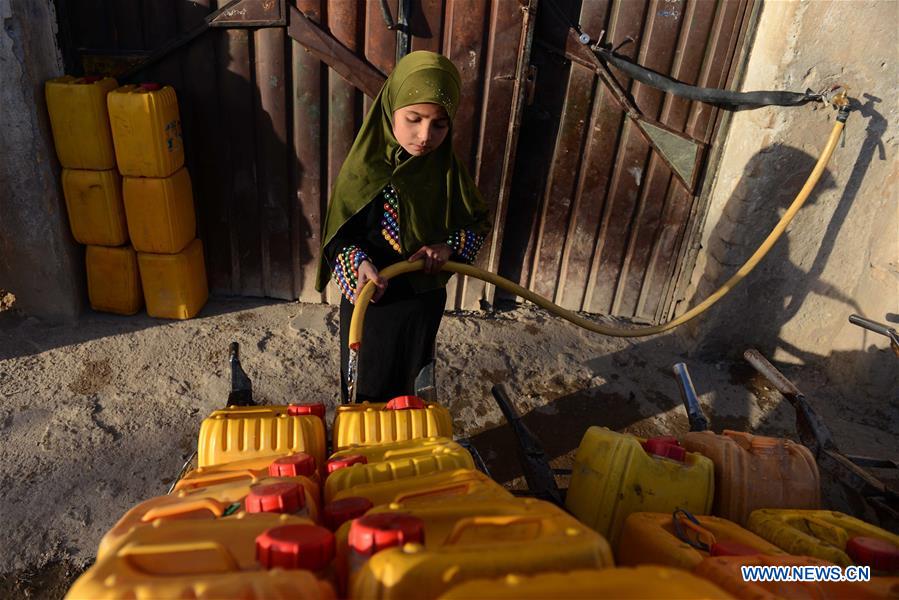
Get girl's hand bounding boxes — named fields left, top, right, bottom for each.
left=409, top=244, right=452, bottom=274
left=357, top=260, right=387, bottom=303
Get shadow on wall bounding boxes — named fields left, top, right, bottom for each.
left=685, top=96, right=892, bottom=388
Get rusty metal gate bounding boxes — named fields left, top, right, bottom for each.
left=55, top=0, right=754, bottom=320
left=506, top=0, right=756, bottom=322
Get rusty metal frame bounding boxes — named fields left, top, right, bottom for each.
left=287, top=5, right=386, bottom=99
left=535, top=31, right=705, bottom=192
left=115, top=0, right=387, bottom=98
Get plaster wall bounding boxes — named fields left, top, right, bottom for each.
left=0, top=0, right=83, bottom=322
left=682, top=0, right=898, bottom=398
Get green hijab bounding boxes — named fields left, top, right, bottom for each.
left=315, top=51, right=490, bottom=293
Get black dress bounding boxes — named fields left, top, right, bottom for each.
left=324, top=191, right=447, bottom=403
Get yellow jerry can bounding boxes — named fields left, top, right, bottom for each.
left=747, top=509, right=899, bottom=571
left=175, top=452, right=321, bottom=495
left=565, top=427, right=714, bottom=547
left=67, top=514, right=334, bottom=600
left=107, top=83, right=184, bottom=177
left=324, top=438, right=475, bottom=503
left=123, top=166, right=196, bottom=253
left=137, top=237, right=208, bottom=319
left=345, top=497, right=614, bottom=600
left=438, top=567, right=733, bottom=599
left=85, top=245, right=143, bottom=315
left=330, top=467, right=512, bottom=507
left=98, top=473, right=322, bottom=559
left=45, top=75, right=118, bottom=169
left=197, top=405, right=327, bottom=473
left=331, top=396, right=453, bottom=451
left=62, top=168, right=128, bottom=246
left=617, top=511, right=786, bottom=570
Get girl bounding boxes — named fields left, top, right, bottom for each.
left=316, top=51, right=491, bottom=403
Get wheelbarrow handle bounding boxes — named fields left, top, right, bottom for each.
left=849, top=314, right=897, bottom=339
left=743, top=349, right=802, bottom=398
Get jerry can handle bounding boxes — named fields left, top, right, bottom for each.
left=119, top=540, right=239, bottom=574
left=141, top=498, right=227, bottom=522
left=173, top=469, right=261, bottom=491
left=394, top=483, right=471, bottom=504
left=444, top=515, right=544, bottom=545
left=790, top=514, right=850, bottom=548
left=673, top=508, right=716, bottom=551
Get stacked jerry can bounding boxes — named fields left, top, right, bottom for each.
left=68, top=389, right=899, bottom=598
left=46, top=76, right=142, bottom=315
left=45, top=76, right=207, bottom=319
left=108, top=83, right=207, bottom=319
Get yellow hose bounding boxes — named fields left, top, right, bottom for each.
left=349, top=115, right=846, bottom=347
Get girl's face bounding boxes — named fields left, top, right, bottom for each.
left=392, top=103, right=450, bottom=157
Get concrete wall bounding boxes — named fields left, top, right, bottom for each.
left=0, top=0, right=84, bottom=322
left=682, top=0, right=898, bottom=398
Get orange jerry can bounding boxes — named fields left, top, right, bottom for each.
left=682, top=430, right=820, bottom=525
left=67, top=514, right=336, bottom=599
left=617, top=511, right=787, bottom=570
left=694, top=554, right=899, bottom=599
left=98, top=474, right=322, bottom=558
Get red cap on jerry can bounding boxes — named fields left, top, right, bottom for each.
left=642, top=436, right=686, bottom=462
left=268, top=453, right=316, bottom=478
left=139, top=82, right=161, bottom=91
left=327, top=454, right=367, bottom=474
left=245, top=482, right=306, bottom=514
left=288, top=402, right=326, bottom=419
left=348, top=513, right=425, bottom=556
left=846, top=536, right=899, bottom=572
left=256, top=524, right=335, bottom=570
left=385, top=395, right=426, bottom=410
left=323, top=497, right=374, bottom=531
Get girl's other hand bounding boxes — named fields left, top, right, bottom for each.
left=357, top=260, right=387, bottom=302
left=408, top=244, right=452, bottom=274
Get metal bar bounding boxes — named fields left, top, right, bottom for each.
left=287, top=5, right=386, bottom=99
left=844, top=455, right=899, bottom=470
left=743, top=348, right=835, bottom=454
left=742, top=349, right=803, bottom=398
left=849, top=314, right=899, bottom=340
left=227, top=342, right=254, bottom=406
left=672, top=362, right=709, bottom=432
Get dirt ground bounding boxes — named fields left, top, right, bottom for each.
left=1, top=296, right=896, bottom=598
